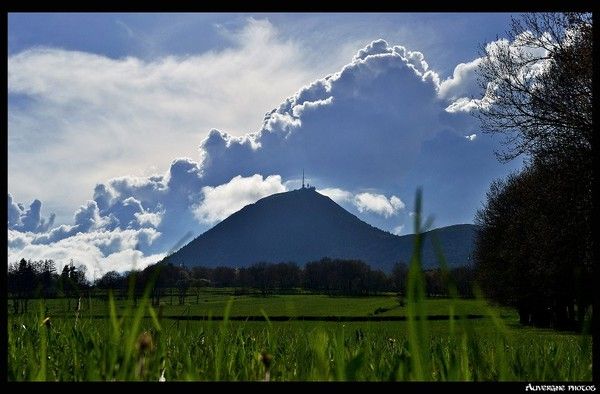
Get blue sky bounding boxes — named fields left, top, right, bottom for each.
left=9, top=13, right=514, bottom=74
left=8, top=13, right=525, bottom=277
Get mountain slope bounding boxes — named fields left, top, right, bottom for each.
left=165, top=188, right=476, bottom=271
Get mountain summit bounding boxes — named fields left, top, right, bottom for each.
left=165, top=188, right=476, bottom=271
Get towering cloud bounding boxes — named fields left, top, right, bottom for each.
left=197, top=39, right=459, bottom=192
left=8, top=194, right=55, bottom=233
left=195, top=174, right=287, bottom=224
left=8, top=34, right=522, bottom=278
left=7, top=18, right=316, bottom=214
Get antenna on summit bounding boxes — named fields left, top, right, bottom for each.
left=302, top=169, right=305, bottom=189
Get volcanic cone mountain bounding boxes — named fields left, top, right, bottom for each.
left=165, top=187, right=476, bottom=271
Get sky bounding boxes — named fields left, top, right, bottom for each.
left=8, top=12, right=527, bottom=278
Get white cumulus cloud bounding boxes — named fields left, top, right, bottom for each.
left=438, top=58, right=482, bottom=100
left=8, top=18, right=317, bottom=220
left=7, top=194, right=55, bottom=233
left=392, top=224, right=405, bottom=235
left=353, top=193, right=405, bottom=218
left=195, top=174, right=287, bottom=224
left=8, top=228, right=163, bottom=279
left=196, top=38, right=453, bottom=191
left=317, top=188, right=354, bottom=204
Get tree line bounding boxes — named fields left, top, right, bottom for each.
left=8, top=257, right=476, bottom=311
left=7, top=258, right=90, bottom=313
left=473, top=13, right=592, bottom=331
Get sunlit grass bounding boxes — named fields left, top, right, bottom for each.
left=7, top=190, right=592, bottom=381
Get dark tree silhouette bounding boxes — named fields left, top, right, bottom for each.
left=474, top=13, right=592, bottom=330
left=211, top=266, right=236, bottom=287
left=475, top=163, right=591, bottom=329
left=477, top=12, right=592, bottom=163
left=11, top=259, right=35, bottom=313
left=20, top=257, right=477, bottom=308
left=303, top=258, right=387, bottom=296
left=39, top=260, right=57, bottom=298
left=392, top=262, right=408, bottom=295
left=176, top=270, right=191, bottom=305
left=58, top=261, right=90, bottom=311
left=95, top=270, right=125, bottom=290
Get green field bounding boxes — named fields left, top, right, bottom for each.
left=31, top=290, right=515, bottom=318
left=7, top=290, right=592, bottom=381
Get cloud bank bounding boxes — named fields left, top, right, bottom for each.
left=197, top=39, right=454, bottom=191
left=319, top=188, right=405, bottom=218
left=195, top=174, right=287, bottom=224
left=8, top=194, right=55, bottom=233
left=8, top=30, right=523, bottom=278
left=8, top=18, right=316, bottom=216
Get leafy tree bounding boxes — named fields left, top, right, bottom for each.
left=391, top=262, right=408, bottom=295
left=424, top=269, right=446, bottom=298
left=474, top=12, right=592, bottom=330
left=40, top=259, right=57, bottom=298
left=176, top=270, right=191, bottom=305
left=303, top=258, right=387, bottom=296
left=9, top=259, right=36, bottom=313
left=451, top=266, right=475, bottom=298
left=475, top=163, right=591, bottom=329
left=211, top=266, right=236, bottom=287
left=190, top=278, right=210, bottom=304
left=95, top=270, right=125, bottom=290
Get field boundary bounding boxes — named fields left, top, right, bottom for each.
left=133, top=314, right=487, bottom=322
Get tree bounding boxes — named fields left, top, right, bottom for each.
left=176, top=270, right=191, bottom=305
left=391, top=262, right=408, bottom=306
left=391, top=262, right=408, bottom=295
left=477, top=12, right=592, bottom=163
left=95, top=270, right=124, bottom=290
left=247, top=262, right=275, bottom=296
left=424, top=269, right=446, bottom=298
left=9, top=259, right=36, bottom=313
left=40, top=259, right=57, bottom=298
left=451, top=266, right=475, bottom=298
left=211, top=266, right=236, bottom=287
left=71, top=264, right=90, bottom=293
left=271, top=262, right=301, bottom=291
left=145, top=263, right=180, bottom=306
left=474, top=12, right=592, bottom=331
left=475, top=164, right=591, bottom=329
left=58, top=261, right=90, bottom=310
left=60, top=264, right=71, bottom=299
left=190, top=278, right=210, bottom=304
left=303, top=258, right=384, bottom=296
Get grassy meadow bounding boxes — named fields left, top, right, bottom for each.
left=7, top=290, right=592, bottom=381
left=7, top=205, right=593, bottom=382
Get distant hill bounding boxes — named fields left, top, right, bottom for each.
left=164, top=188, right=476, bottom=271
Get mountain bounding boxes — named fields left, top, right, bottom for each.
left=164, top=188, right=477, bottom=271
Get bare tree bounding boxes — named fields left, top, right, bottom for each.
left=476, top=12, right=592, bottom=163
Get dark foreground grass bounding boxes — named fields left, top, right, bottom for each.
left=8, top=306, right=591, bottom=381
